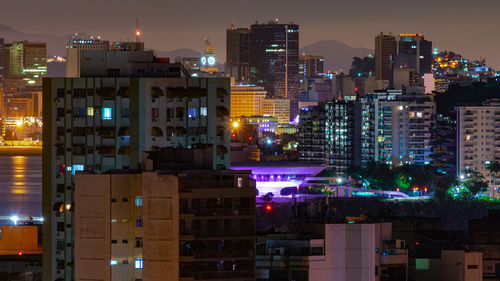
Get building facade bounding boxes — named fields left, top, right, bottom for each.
left=230, top=85, right=267, bottom=119
left=226, top=25, right=250, bottom=83
left=261, top=98, right=290, bottom=125
left=375, top=32, right=396, bottom=85
left=74, top=170, right=256, bottom=281
left=249, top=21, right=299, bottom=120
left=456, top=99, right=500, bottom=198
left=396, top=34, right=432, bottom=75
left=42, top=77, right=231, bottom=281
left=299, top=55, right=324, bottom=80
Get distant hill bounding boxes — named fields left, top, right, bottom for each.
left=300, top=40, right=372, bottom=72
left=155, top=48, right=201, bottom=59
left=0, top=24, right=81, bottom=57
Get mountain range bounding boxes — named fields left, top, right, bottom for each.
left=0, top=24, right=372, bottom=75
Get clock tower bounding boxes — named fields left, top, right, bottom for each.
left=200, top=37, right=219, bottom=74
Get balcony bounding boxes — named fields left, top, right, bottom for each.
left=181, top=208, right=253, bottom=217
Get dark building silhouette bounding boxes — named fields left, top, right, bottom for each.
left=249, top=21, right=299, bottom=120
left=395, top=34, right=432, bottom=74
left=226, top=24, right=250, bottom=83
left=375, top=32, right=396, bottom=85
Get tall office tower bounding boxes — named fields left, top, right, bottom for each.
left=396, top=34, right=432, bottom=74
left=66, top=36, right=110, bottom=77
left=43, top=75, right=231, bottom=281
left=226, top=24, right=250, bottom=83
left=375, top=32, right=396, bottom=85
left=230, top=84, right=267, bottom=118
left=74, top=153, right=256, bottom=281
left=299, top=55, right=324, bottom=80
left=298, top=106, right=326, bottom=163
left=249, top=21, right=299, bottom=120
left=4, top=41, right=47, bottom=87
left=456, top=99, right=500, bottom=199
left=324, top=100, right=362, bottom=175
left=261, top=97, right=290, bottom=124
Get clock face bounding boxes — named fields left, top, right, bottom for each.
left=201, top=57, right=207, bottom=66
left=207, top=56, right=216, bottom=66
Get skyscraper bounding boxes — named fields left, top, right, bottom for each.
left=226, top=24, right=250, bottom=83
left=375, top=32, right=396, bottom=85
left=395, top=34, right=432, bottom=74
left=299, top=55, right=324, bottom=80
left=249, top=21, right=299, bottom=120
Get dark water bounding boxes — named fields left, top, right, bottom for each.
left=0, top=155, right=42, bottom=224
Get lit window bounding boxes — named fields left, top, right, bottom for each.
left=111, top=260, right=118, bottom=266
left=135, top=258, right=143, bottom=269
left=135, top=196, right=143, bottom=207
left=238, top=178, right=243, bottom=188
left=87, top=107, right=94, bottom=116
left=72, top=164, right=84, bottom=175
left=102, top=108, right=113, bottom=120
left=188, top=108, right=197, bottom=118
left=111, top=219, right=118, bottom=223
left=136, top=218, right=143, bottom=227
left=416, top=112, right=423, bottom=118
left=200, top=107, right=207, bottom=116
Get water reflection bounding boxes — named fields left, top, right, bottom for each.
left=0, top=155, right=42, bottom=224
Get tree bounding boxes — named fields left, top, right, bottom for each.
left=463, top=176, right=488, bottom=196
left=349, top=56, right=375, bottom=77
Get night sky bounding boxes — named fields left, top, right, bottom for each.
left=2, top=0, right=500, bottom=68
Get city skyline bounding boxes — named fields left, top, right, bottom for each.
left=0, top=0, right=499, bottom=69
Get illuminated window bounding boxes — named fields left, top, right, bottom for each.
left=416, top=112, right=423, bottom=118
left=409, top=112, right=415, bottom=118
left=135, top=196, right=143, bottom=207
left=102, top=108, right=113, bottom=120
left=200, top=107, right=207, bottom=116
left=87, top=107, right=94, bottom=116
left=111, top=260, right=118, bottom=266
left=188, top=108, right=197, bottom=118
left=72, top=164, right=84, bottom=175
left=135, top=258, right=143, bottom=269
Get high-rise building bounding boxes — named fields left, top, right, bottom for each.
left=42, top=75, right=231, bottom=281
left=66, top=36, right=110, bottom=77
left=230, top=84, right=267, bottom=118
left=324, top=100, right=362, bottom=175
left=249, top=21, right=299, bottom=120
left=300, top=88, right=435, bottom=171
left=74, top=161, right=256, bottom=281
left=366, top=88, right=435, bottom=166
left=3, top=41, right=47, bottom=87
left=299, top=55, right=324, bottom=80
left=298, top=106, right=326, bottom=163
left=456, top=99, right=500, bottom=199
left=261, top=97, right=290, bottom=124
left=226, top=24, right=250, bottom=83
left=396, top=34, right=432, bottom=74
left=375, top=32, right=396, bottom=85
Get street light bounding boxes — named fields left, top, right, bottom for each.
left=232, top=121, right=239, bottom=128
left=460, top=174, right=465, bottom=180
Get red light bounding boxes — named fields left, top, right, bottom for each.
left=248, top=136, right=253, bottom=141
left=265, top=204, right=272, bottom=212
left=231, top=133, right=236, bottom=138
left=396, top=187, right=400, bottom=192
left=17, top=251, right=22, bottom=256
left=355, top=87, right=358, bottom=92
left=415, top=242, right=419, bottom=246
left=424, top=187, right=428, bottom=192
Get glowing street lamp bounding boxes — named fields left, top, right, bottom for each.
left=232, top=121, right=239, bottom=128
left=460, top=174, right=465, bottom=180
left=10, top=215, right=19, bottom=225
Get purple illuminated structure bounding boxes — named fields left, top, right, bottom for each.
left=231, top=164, right=325, bottom=197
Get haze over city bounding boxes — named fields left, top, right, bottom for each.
left=1, top=0, right=499, bottom=68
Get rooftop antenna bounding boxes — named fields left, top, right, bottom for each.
left=135, top=17, right=141, bottom=43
